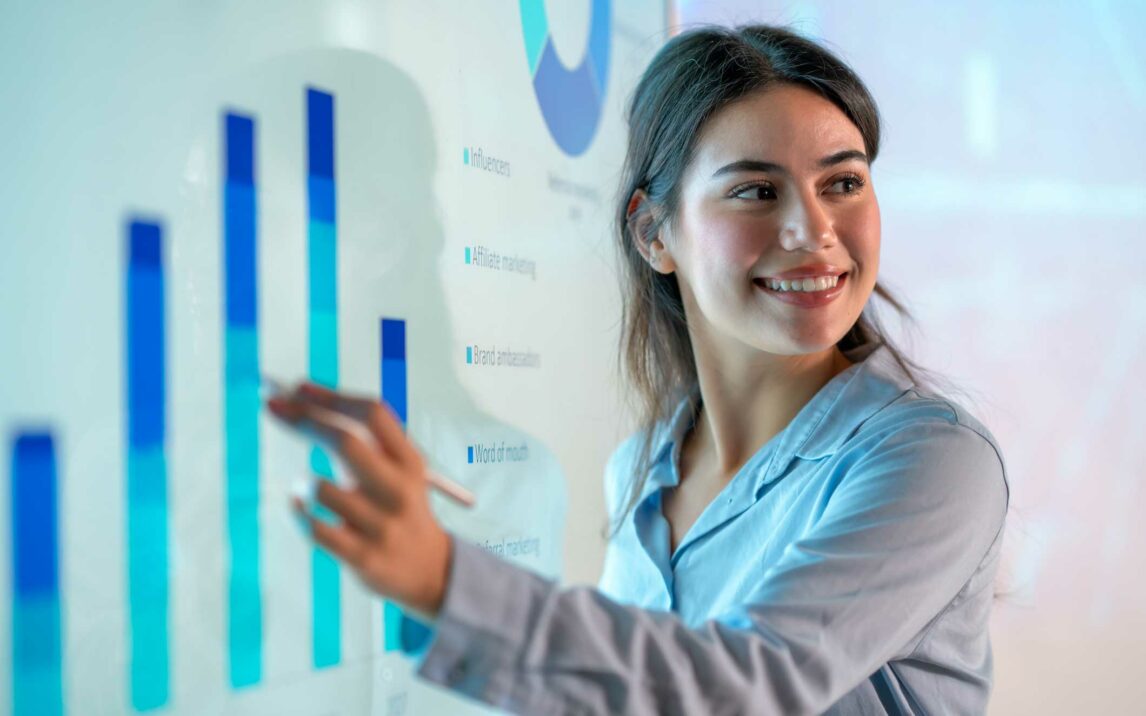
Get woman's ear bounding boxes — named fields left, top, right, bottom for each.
left=626, top=189, right=676, bottom=274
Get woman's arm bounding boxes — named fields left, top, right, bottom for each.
left=269, top=384, right=1008, bottom=716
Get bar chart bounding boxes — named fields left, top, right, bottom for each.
left=6, top=84, right=426, bottom=714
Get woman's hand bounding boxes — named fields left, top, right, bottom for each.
left=266, top=382, right=452, bottom=620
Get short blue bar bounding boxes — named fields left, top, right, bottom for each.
left=381, top=318, right=407, bottom=426
left=126, top=219, right=170, bottom=711
left=377, top=317, right=429, bottom=655
left=11, top=431, right=63, bottom=716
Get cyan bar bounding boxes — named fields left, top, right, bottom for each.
left=307, top=86, right=341, bottom=669
left=126, top=219, right=169, bottom=711
left=307, top=220, right=337, bottom=317
left=11, top=431, right=63, bottom=716
left=382, top=601, right=403, bottom=652
left=223, top=110, right=262, bottom=689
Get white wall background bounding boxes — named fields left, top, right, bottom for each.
left=0, top=2, right=666, bottom=714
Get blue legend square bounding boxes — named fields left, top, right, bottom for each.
left=467, top=446, right=474, bottom=464
left=465, top=247, right=471, bottom=264
left=466, top=346, right=472, bottom=364
left=463, top=147, right=469, bottom=165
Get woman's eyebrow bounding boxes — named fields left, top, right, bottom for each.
left=710, top=149, right=869, bottom=179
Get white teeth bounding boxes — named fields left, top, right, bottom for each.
left=765, top=275, right=840, bottom=292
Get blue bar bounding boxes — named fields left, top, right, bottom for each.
left=128, top=222, right=165, bottom=447
left=468, top=446, right=474, bottom=464
left=400, top=615, right=434, bottom=656
left=11, top=431, right=63, bottom=716
left=126, top=219, right=170, bottom=711
left=307, top=87, right=341, bottom=669
left=223, top=111, right=262, bottom=689
left=380, top=317, right=406, bottom=360
left=379, top=318, right=405, bottom=650
left=307, top=88, right=334, bottom=180
left=225, top=113, right=255, bottom=184
left=308, top=176, right=335, bottom=225
left=224, top=183, right=257, bottom=327
left=380, top=318, right=407, bottom=426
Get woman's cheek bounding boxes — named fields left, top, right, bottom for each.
left=700, top=219, right=764, bottom=270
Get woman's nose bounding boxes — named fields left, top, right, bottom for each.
left=777, top=190, right=835, bottom=251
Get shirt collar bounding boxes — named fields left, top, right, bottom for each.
left=645, top=341, right=913, bottom=495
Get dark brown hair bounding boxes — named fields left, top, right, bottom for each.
left=608, top=23, right=975, bottom=537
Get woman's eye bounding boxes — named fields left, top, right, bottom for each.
left=732, top=184, right=775, bottom=200
left=829, top=175, right=866, bottom=194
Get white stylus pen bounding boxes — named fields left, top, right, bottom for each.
left=263, top=377, right=476, bottom=509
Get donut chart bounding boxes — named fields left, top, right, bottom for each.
left=519, top=0, right=611, bottom=156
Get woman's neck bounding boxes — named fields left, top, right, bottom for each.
left=687, top=340, right=852, bottom=479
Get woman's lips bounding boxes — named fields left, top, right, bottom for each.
left=755, top=272, right=848, bottom=308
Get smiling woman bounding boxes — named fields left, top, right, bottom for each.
left=270, top=22, right=1009, bottom=716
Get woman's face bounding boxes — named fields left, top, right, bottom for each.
left=659, top=83, right=880, bottom=358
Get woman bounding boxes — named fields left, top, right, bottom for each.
left=268, top=24, right=1009, bottom=715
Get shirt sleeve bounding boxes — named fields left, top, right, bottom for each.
left=413, top=418, right=1009, bottom=716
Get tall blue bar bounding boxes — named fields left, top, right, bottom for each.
left=306, top=87, right=341, bottom=669
left=126, top=219, right=169, bottom=710
left=378, top=319, right=433, bottom=656
left=10, top=431, right=64, bottom=716
left=223, top=111, right=262, bottom=688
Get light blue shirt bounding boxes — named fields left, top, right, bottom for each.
left=415, top=341, right=1010, bottom=715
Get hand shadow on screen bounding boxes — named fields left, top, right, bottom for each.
left=216, top=49, right=570, bottom=582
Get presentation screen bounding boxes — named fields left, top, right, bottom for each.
left=0, top=2, right=667, bottom=714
